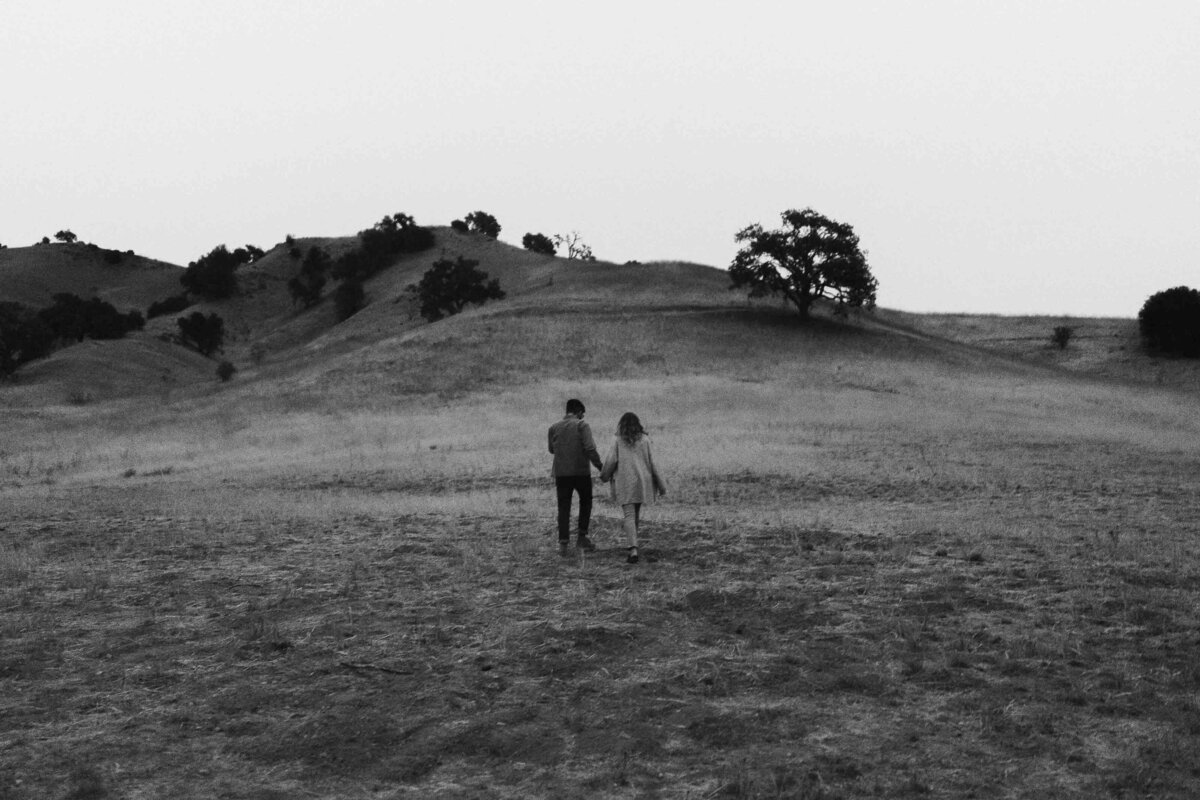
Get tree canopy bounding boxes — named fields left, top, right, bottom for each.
left=463, top=211, right=501, bottom=239
left=181, top=244, right=261, bottom=299
left=408, top=256, right=505, bottom=322
left=522, top=232, right=557, bottom=256
left=177, top=312, right=225, bottom=356
left=1139, top=286, right=1200, bottom=357
left=729, top=208, right=877, bottom=319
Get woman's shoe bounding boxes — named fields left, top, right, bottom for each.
left=626, top=546, right=639, bottom=564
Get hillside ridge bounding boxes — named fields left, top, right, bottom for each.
left=2, top=228, right=1193, bottom=405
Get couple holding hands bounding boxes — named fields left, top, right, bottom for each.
left=548, top=399, right=667, bottom=564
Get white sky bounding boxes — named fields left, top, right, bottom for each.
left=3, top=0, right=1198, bottom=316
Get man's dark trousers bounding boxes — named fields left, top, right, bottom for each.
left=556, top=476, right=593, bottom=541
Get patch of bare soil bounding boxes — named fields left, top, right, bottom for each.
left=4, top=454, right=1200, bottom=798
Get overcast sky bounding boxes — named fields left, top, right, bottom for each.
left=4, top=1, right=1197, bottom=316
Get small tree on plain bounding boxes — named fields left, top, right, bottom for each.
left=522, top=232, right=557, bottom=256
left=408, top=256, right=505, bottom=321
left=1139, top=286, right=1200, bottom=357
left=729, top=207, right=878, bottom=320
left=1052, top=326, right=1073, bottom=350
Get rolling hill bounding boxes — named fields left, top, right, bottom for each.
left=1, top=224, right=1192, bottom=408
left=5, top=224, right=1200, bottom=799
left=0, top=241, right=183, bottom=310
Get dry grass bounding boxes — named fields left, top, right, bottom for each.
left=4, top=335, right=1200, bottom=798
left=0, top=242, right=181, bottom=310
left=4, top=240, right=1200, bottom=797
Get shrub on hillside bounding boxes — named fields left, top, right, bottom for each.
left=522, top=232, right=556, bottom=256
left=334, top=278, right=365, bottom=321
left=1052, top=326, right=1073, bottom=350
left=0, top=302, right=55, bottom=376
left=216, top=360, right=237, bottom=382
left=288, top=246, right=332, bottom=308
left=463, top=211, right=501, bottom=239
left=182, top=245, right=253, bottom=299
left=147, top=294, right=192, bottom=319
left=407, top=255, right=505, bottom=322
left=450, top=219, right=470, bottom=233
left=177, top=311, right=224, bottom=356
left=54, top=230, right=78, bottom=244
left=331, top=213, right=436, bottom=283
left=38, top=294, right=144, bottom=342
left=181, top=243, right=262, bottom=299
left=1139, top=286, right=1200, bottom=358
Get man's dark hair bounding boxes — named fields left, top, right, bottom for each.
left=566, top=399, right=585, bottom=415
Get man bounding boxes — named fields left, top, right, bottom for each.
left=548, top=398, right=603, bottom=554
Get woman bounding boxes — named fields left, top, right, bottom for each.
left=599, top=412, right=667, bottom=564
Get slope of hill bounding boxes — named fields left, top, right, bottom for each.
left=3, top=224, right=1196, bottom=406
left=0, top=333, right=217, bottom=409
left=0, top=242, right=184, bottom=311
left=881, top=309, right=1200, bottom=391
left=6, top=227, right=1200, bottom=799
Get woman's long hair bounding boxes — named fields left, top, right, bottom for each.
left=617, top=412, right=646, bottom=447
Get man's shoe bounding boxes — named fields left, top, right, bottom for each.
left=576, top=535, right=596, bottom=552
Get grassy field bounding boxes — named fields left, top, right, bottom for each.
left=4, top=244, right=1200, bottom=798
left=5, top=319, right=1200, bottom=799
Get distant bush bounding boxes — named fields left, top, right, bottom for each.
left=54, top=230, right=78, bottom=244
left=407, top=255, right=505, bottom=322
left=177, top=311, right=225, bottom=356
left=83, top=243, right=123, bottom=264
left=38, top=293, right=144, bottom=342
left=450, top=219, right=470, bottom=233
left=554, top=231, right=596, bottom=261
left=287, top=245, right=332, bottom=308
left=331, top=213, right=436, bottom=283
left=334, top=278, right=365, bottom=321
left=1051, top=326, right=1073, bottom=350
left=147, top=294, right=191, bottom=319
left=1139, top=286, right=1200, bottom=357
left=0, top=294, right=144, bottom=375
left=522, top=232, right=556, bottom=256
left=216, top=360, right=237, bottom=382
left=180, top=244, right=262, bottom=300
left=0, top=302, right=54, bottom=376
left=463, top=211, right=501, bottom=239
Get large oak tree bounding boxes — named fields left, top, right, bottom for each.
left=729, top=208, right=878, bottom=319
